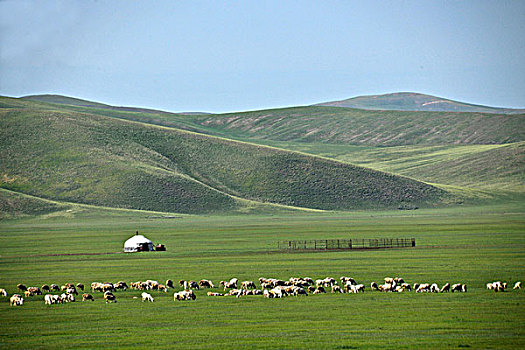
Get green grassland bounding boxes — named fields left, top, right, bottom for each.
left=0, top=206, right=524, bottom=349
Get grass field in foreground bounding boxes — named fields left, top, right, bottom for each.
left=0, top=205, right=524, bottom=349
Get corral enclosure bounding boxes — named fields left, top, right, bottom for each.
left=0, top=204, right=524, bottom=349
left=278, top=237, right=415, bottom=250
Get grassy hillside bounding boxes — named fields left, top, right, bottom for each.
left=247, top=141, right=525, bottom=194
left=0, top=103, right=447, bottom=214
left=11, top=95, right=525, bottom=147
left=317, top=92, right=525, bottom=114
left=192, top=106, right=524, bottom=146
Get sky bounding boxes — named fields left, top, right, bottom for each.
left=1, top=0, right=524, bottom=113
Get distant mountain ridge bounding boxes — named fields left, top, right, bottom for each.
left=316, top=92, right=525, bottom=114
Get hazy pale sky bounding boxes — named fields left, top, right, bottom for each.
left=1, top=0, right=524, bottom=112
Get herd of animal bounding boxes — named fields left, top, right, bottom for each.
left=2, top=277, right=521, bottom=306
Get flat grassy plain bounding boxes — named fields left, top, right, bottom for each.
left=0, top=204, right=524, bottom=349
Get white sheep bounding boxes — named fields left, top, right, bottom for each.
left=141, top=292, right=154, bottom=302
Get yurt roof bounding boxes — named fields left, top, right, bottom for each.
left=124, top=235, right=152, bottom=246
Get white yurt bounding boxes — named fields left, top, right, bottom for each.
left=123, top=233, right=153, bottom=253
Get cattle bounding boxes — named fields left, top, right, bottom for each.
left=199, top=279, right=214, bottom=288
left=82, top=293, right=94, bottom=301
left=10, top=294, right=23, bottom=306
left=141, top=292, right=154, bottom=302
left=440, top=283, right=450, bottom=293
left=104, top=291, right=117, bottom=303
left=514, top=281, right=521, bottom=290
left=174, top=290, right=196, bottom=301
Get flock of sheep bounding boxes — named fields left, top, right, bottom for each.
left=2, top=276, right=522, bottom=306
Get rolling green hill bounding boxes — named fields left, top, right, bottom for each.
left=191, top=106, right=524, bottom=146
left=0, top=99, right=448, bottom=215
left=316, top=92, right=525, bottom=114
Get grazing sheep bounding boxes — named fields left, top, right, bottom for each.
left=207, top=292, right=224, bottom=297
left=384, top=277, right=394, bottom=284
left=115, top=281, right=128, bottom=291
left=416, top=284, right=430, bottom=293
left=401, top=283, right=412, bottom=291
left=379, top=283, right=393, bottom=292
left=430, top=283, right=440, bottom=293
left=241, top=281, right=256, bottom=289
left=313, top=286, right=326, bottom=294
left=82, top=293, right=94, bottom=301
left=10, top=294, right=24, bottom=306
left=370, top=282, right=379, bottom=291
left=61, top=293, right=75, bottom=302
left=76, top=283, right=85, bottom=291
left=440, top=283, right=450, bottom=293
left=44, top=294, right=54, bottom=305
left=16, top=284, right=27, bottom=292
left=199, top=279, right=214, bottom=288
left=141, top=292, right=154, bottom=302
left=394, top=277, right=405, bottom=284
left=0, top=288, right=7, bottom=297
left=451, top=283, right=466, bottom=293
left=104, top=291, right=117, bottom=303
left=41, top=284, right=50, bottom=292
left=174, top=290, right=196, bottom=301
left=166, top=279, right=175, bottom=289
left=331, top=285, right=343, bottom=293
left=66, top=287, right=78, bottom=295
left=348, top=284, right=365, bottom=293
left=340, top=277, right=356, bottom=285
left=514, top=281, right=521, bottom=290
left=157, top=284, right=168, bottom=292
left=50, top=284, right=60, bottom=291
left=219, top=279, right=238, bottom=290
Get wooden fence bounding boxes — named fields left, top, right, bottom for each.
left=278, top=238, right=415, bottom=251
